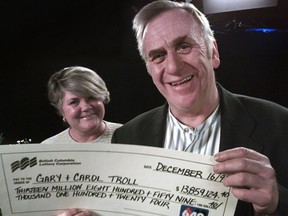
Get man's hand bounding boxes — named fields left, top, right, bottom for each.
left=213, top=147, right=278, bottom=215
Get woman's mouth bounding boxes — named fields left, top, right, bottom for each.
left=80, top=113, right=96, bottom=120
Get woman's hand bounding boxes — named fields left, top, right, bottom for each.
left=57, top=208, right=93, bottom=216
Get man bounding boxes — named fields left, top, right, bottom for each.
left=112, top=0, right=288, bottom=215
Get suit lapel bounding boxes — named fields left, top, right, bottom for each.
left=218, top=85, right=263, bottom=153
left=135, top=104, right=168, bottom=148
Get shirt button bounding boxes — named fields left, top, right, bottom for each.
left=184, top=128, right=189, bottom=133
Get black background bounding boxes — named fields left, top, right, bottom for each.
left=1, top=0, right=288, bottom=143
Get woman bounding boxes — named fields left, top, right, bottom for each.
left=41, top=66, right=122, bottom=144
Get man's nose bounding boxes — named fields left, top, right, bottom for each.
left=165, top=52, right=183, bottom=74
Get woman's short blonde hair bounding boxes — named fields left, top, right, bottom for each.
left=47, top=66, right=110, bottom=115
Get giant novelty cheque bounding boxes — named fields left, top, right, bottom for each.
left=0, top=143, right=237, bottom=216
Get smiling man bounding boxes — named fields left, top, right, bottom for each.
left=112, top=1, right=288, bottom=215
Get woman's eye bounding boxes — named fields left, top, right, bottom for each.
left=87, top=97, right=97, bottom=102
left=69, top=100, right=78, bottom=106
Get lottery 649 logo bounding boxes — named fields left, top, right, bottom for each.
left=180, top=205, right=209, bottom=216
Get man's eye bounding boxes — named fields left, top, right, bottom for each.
left=151, top=53, right=165, bottom=63
left=178, top=44, right=192, bottom=53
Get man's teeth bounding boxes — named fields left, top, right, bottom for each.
left=171, top=76, right=192, bottom=86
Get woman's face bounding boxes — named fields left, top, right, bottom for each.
left=61, top=91, right=105, bottom=136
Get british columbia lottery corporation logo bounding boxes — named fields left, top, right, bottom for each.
left=11, top=157, right=37, bottom=172
left=11, top=157, right=81, bottom=172
left=180, top=205, right=209, bottom=216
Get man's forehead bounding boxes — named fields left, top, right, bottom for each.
left=142, top=9, right=202, bottom=51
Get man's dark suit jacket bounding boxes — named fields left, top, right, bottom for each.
left=112, top=84, right=288, bottom=215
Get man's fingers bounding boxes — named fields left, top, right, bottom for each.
left=214, top=147, right=268, bottom=163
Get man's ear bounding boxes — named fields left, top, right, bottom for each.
left=212, top=41, right=220, bottom=69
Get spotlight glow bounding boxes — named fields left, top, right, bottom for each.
left=203, top=0, right=278, bottom=14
